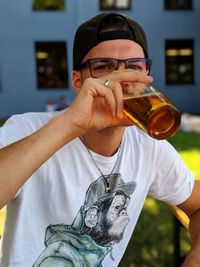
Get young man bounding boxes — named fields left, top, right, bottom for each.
left=0, top=13, right=200, bottom=267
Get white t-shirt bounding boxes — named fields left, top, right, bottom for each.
left=0, top=112, right=194, bottom=267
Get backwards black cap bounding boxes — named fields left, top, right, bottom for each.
left=73, top=13, right=149, bottom=70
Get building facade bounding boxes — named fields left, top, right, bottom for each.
left=0, top=0, right=199, bottom=118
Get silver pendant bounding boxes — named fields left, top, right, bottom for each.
left=104, top=175, right=111, bottom=193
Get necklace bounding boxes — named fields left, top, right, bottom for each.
left=80, top=136, right=122, bottom=193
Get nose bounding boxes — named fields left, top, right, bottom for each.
left=117, top=61, right=126, bottom=70
left=122, top=81, right=132, bottom=96
left=120, top=209, right=128, bottom=216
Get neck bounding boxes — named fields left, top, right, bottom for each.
left=81, top=127, right=125, bottom=157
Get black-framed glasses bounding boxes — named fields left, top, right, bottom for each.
left=78, top=57, right=152, bottom=78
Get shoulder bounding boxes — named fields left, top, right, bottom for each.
left=4, top=111, right=59, bottom=130
left=125, top=125, right=165, bottom=149
left=124, top=126, right=178, bottom=160
left=0, top=111, right=60, bottom=147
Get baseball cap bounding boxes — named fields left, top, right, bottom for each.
left=73, top=13, right=149, bottom=70
left=83, top=173, right=136, bottom=210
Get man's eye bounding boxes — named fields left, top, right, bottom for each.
left=127, top=64, right=143, bottom=70
left=93, top=64, right=114, bottom=71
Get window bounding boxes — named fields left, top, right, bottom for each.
left=165, top=40, right=194, bottom=85
left=35, top=41, right=68, bottom=89
left=165, top=0, right=192, bottom=10
left=100, top=0, right=131, bottom=10
left=33, top=0, right=65, bottom=11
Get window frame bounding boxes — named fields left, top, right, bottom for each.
left=165, top=39, right=194, bottom=85
left=164, top=0, right=193, bottom=10
left=32, top=0, right=65, bottom=11
left=99, top=0, right=131, bottom=10
left=35, top=41, right=68, bottom=89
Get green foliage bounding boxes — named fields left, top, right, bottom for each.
left=169, top=131, right=200, bottom=152
left=0, top=120, right=6, bottom=127
left=33, top=0, right=65, bottom=11
left=169, top=131, right=200, bottom=179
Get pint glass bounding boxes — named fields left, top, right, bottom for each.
left=123, top=84, right=181, bottom=140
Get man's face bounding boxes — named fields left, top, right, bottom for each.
left=71, top=39, right=147, bottom=127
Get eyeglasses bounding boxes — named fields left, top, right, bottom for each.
left=78, top=57, right=152, bottom=78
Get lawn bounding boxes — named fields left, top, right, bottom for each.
left=0, top=121, right=200, bottom=266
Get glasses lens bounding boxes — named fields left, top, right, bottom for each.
left=90, top=58, right=117, bottom=78
left=126, top=58, right=150, bottom=72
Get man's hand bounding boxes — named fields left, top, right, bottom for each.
left=66, top=69, right=153, bottom=134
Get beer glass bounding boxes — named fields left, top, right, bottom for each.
left=123, top=84, right=181, bottom=140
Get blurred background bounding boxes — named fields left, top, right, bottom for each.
left=0, top=0, right=200, bottom=266
left=0, top=0, right=200, bottom=118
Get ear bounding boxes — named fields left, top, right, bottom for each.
left=71, top=70, right=82, bottom=93
left=84, top=206, right=98, bottom=228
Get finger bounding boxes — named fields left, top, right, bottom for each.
left=109, top=69, right=153, bottom=84
left=106, top=80, right=124, bottom=118
left=93, top=83, right=117, bottom=117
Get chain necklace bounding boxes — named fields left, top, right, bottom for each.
left=79, top=136, right=122, bottom=193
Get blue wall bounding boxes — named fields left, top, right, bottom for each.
left=0, top=0, right=200, bottom=118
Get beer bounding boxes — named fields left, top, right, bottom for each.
left=123, top=93, right=181, bottom=140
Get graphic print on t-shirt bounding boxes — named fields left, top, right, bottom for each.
left=33, top=173, right=136, bottom=267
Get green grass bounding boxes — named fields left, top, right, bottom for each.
left=0, top=123, right=199, bottom=266
left=169, top=132, right=200, bottom=179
